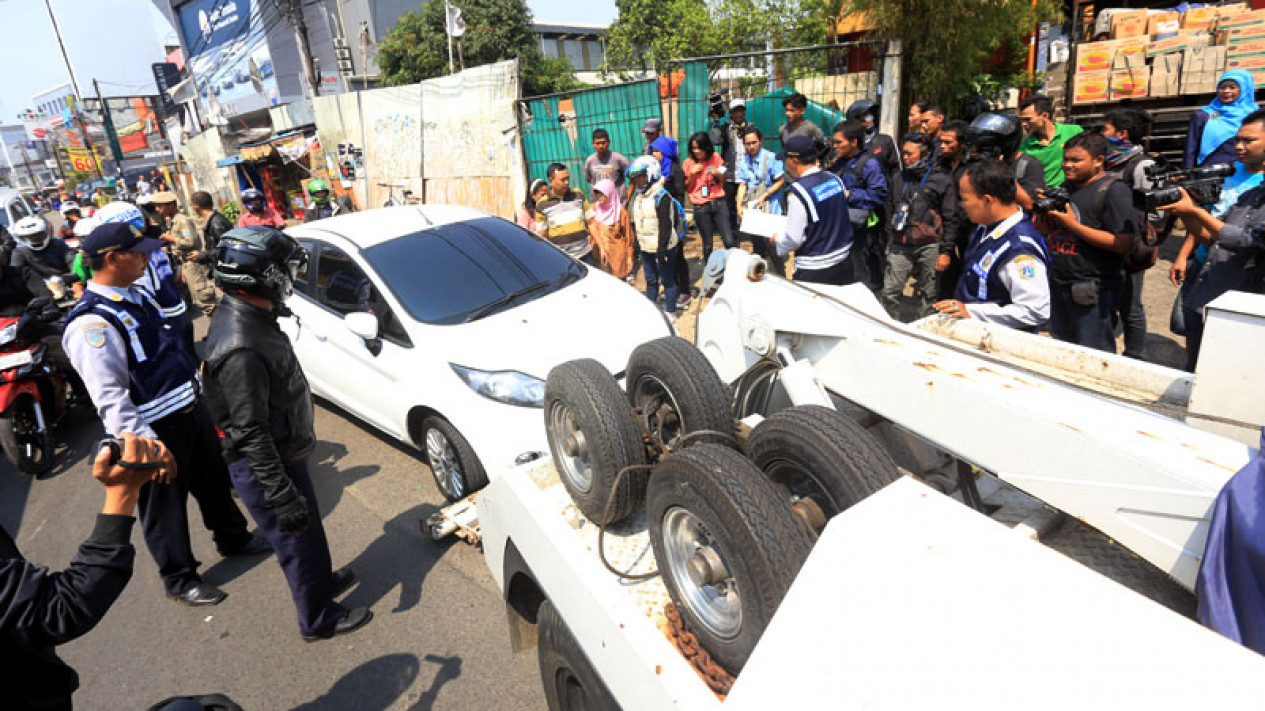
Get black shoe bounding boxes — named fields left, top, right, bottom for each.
left=219, top=535, right=271, bottom=557
left=302, top=607, right=373, bottom=642
left=330, top=567, right=356, bottom=597
left=169, top=582, right=228, bottom=607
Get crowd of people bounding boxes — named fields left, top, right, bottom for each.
left=516, top=71, right=1264, bottom=369
left=0, top=180, right=372, bottom=707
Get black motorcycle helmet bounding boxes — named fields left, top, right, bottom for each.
left=846, top=98, right=878, bottom=123
left=213, top=226, right=308, bottom=305
left=966, top=113, right=1023, bottom=159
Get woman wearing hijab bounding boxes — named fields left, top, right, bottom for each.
left=1185, top=70, right=1259, bottom=169
left=517, top=179, right=548, bottom=232
left=587, top=179, right=634, bottom=279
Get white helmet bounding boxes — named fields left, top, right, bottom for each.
left=73, top=215, right=100, bottom=239
left=12, top=216, right=51, bottom=251
left=627, top=156, right=663, bottom=184
left=60, top=201, right=81, bottom=216
left=96, top=201, right=146, bottom=231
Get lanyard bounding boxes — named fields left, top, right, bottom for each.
left=902, top=163, right=933, bottom=202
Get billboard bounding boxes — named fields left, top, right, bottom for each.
left=177, top=0, right=280, bottom=117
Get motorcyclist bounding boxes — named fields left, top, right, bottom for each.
left=237, top=188, right=285, bottom=228
left=58, top=202, right=83, bottom=244
left=9, top=216, right=77, bottom=292
left=0, top=259, right=79, bottom=390
left=965, top=113, right=1046, bottom=212
left=302, top=178, right=353, bottom=223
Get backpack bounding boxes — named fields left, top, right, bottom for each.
left=1099, top=162, right=1161, bottom=273
left=654, top=190, right=688, bottom=239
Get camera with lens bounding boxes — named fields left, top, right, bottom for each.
left=1033, top=187, right=1071, bottom=214
left=707, top=90, right=731, bottom=119
left=1142, top=162, right=1234, bottom=211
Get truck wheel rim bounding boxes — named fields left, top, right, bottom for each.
left=425, top=428, right=463, bottom=499
left=766, top=459, right=841, bottom=520
left=662, top=506, right=742, bottom=639
left=547, top=400, right=592, bottom=493
left=631, top=374, right=684, bottom=449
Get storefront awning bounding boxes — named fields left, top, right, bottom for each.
left=216, top=156, right=244, bottom=167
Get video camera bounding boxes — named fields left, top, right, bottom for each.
left=1142, top=162, right=1235, bottom=211
left=1032, top=187, right=1072, bottom=214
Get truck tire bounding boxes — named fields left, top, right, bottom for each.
left=538, top=599, right=624, bottom=711
left=746, top=405, right=900, bottom=531
left=647, top=443, right=814, bottom=675
left=545, top=359, right=647, bottom=524
left=420, top=415, right=488, bottom=502
left=625, top=336, right=733, bottom=451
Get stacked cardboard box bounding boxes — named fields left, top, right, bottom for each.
left=1182, top=45, right=1229, bottom=94
left=1150, top=52, right=1183, bottom=97
left=1070, top=4, right=1258, bottom=105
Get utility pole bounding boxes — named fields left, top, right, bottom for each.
left=445, top=0, right=455, bottom=74
left=287, top=0, right=321, bottom=97
left=0, top=136, right=15, bottom=188
left=42, top=0, right=82, bottom=101
left=17, top=144, right=40, bottom=189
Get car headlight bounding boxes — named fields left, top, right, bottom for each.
left=0, top=323, right=18, bottom=348
left=450, top=364, right=545, bottom=408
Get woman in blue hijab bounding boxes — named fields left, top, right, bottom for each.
left=1184, top=69, right=1259, bottom=168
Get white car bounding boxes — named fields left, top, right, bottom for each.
left=281, top=205, right=672, bottom=500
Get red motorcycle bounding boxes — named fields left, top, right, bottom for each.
left=0, top=315, right=68, bottom=475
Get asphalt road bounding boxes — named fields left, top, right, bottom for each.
left=0, top=313, right=546, bottom=710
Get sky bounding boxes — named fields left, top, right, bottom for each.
left=0, top=0, right=617, bottom=125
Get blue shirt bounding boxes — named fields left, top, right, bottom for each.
left=736, top=149, right=784, bottom=215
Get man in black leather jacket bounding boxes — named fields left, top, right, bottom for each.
left=201, top=226, right=372, bottom=642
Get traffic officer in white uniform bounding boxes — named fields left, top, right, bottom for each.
left=934, top=158, right=1051, bottom=330
left=63, top=221, right=269, bottom=607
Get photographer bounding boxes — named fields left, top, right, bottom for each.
left=2, top=434, right=172, bottom=709
left=1160, top=109, right=1265, bottom=370
left=1036, top=133, right=1139, bottom=353
left=882, top=133, right=959, bottom=319
left=1102, top=107, right=1158, bottom=360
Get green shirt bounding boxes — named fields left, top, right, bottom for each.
left=1019, top=122, right=1083, bottom=189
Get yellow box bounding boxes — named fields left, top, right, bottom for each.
left=1227, top=54, right=1265, bottom=71
left=1113, top=11, right=1150, bottom=38
left=1228, top=39, right=1265, bottom=58
left=1146, top=31, right=1211, bottom=57
left=1217, top=24, right=1265, bottom=44
left=1113, top=37, right=1148, bottom=69
left=1076, top=40, right=1118, bottom=72
left=1073, top=71, right=1112, bottom=104
left=1217, top=8, right=1265, bottom=30
left=1110, top=69, right=1150, bottom=99
left=1183, top=6, right=1218, bottom=30
left=1148, top=10, right=1180, bottom=35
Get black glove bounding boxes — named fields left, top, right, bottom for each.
left=272, top=488, right=311, bottom=534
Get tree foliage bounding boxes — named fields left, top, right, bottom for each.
left=843, top=0, right=1060, bottom=108
left=605, top=0, right=827, bottom=72
left=377, top=0, right=582, bottom=96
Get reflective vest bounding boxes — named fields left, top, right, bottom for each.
left=955, top=212, right=1050, bottom=306
left=68, top=288, right=200, bottom=424
left=787, top=170, right=853, bottom=270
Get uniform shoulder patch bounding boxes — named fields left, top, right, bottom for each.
left=1013, top=255, right=1038, bottom=279
left=83, top=323, right=107, bottom=348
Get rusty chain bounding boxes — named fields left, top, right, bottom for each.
left=665, top=602, right=735, bottom=697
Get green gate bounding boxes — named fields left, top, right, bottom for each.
left=519, top=79, right=662, bottom=194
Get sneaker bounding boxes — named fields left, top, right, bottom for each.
left=676, top=293, right=693, bottom=309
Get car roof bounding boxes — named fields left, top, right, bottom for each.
left=285, top=204, right=494, bottom=249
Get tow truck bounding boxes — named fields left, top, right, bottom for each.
left=448, top=250, right=1265, bottom=709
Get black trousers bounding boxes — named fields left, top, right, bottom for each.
left=228, top=458, right=344, bottom=636
left=144, top=401, right=252, bottom=596
left=795, top=258, right=856, bottom=286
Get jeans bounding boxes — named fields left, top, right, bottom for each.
left=643, top=245, right=682, bottom=315
left=1050, top=282, right=1121, bottom=353
left=1119, top=270, right=1147, bottom=360
left=693, top=199, right=735, bottom=263
left=882, top=242, right=939, bottom=320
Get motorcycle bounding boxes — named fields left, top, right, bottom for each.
left=0, top=310, right=71, bottom=475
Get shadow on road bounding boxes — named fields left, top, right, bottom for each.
left=308, top=439, right=381, bottom=520
left=289, top=653, right=421, bottom=711
left=340, top=503, right=447, bottom=614
left=0, top=405, right=101, bottom=532
left=408, top=653, right=464, bottom=711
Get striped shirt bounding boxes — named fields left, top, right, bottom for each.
left=535, top=189, right=593, bottom=259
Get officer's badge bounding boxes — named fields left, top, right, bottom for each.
left=84, top=325, right=107, bottom=349
left=1014, top=255, right=1038, bottom=279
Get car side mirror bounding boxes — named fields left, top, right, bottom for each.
left=344, top=311, right=382, bottom=355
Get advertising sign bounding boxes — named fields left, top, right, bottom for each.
left=177, top=0, right=279, bottom=117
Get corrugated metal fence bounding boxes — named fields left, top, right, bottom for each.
left=518, top=79, right=662, bottom=194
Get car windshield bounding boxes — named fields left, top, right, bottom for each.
left=363, top=217, right=585, bottom=325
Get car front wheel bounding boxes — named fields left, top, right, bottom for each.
left=421, top=416, right=488, bottom=502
